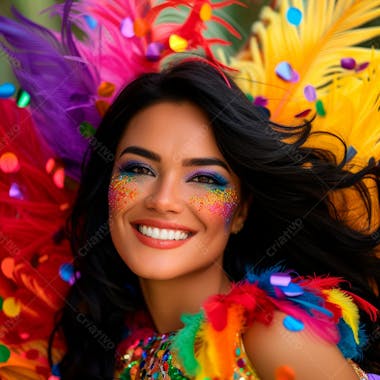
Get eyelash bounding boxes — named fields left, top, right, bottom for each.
left=118, top=163, right=228, bottom=186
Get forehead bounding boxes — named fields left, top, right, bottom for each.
left=115, top=101, right=223, bottom=161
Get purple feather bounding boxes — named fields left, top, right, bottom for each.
left=0, top=3, right=101, bottom=181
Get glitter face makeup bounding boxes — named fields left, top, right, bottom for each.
left=108, top=172, right=138, bottom=214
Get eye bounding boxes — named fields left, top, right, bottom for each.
left=189, top=172, right=228, bottom=187
left=119, top=162, right=155, bottom=177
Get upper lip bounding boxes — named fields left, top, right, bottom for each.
left=131, top=219, right=195, bottom=233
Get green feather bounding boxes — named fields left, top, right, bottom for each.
left=171, top=311, right=205, bottom=375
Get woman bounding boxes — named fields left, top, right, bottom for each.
left=50, top=59, right=380, bottom=379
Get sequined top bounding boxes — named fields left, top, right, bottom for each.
left=115, top=330, right=259, bottom=380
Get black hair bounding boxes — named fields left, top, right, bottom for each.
left=49, top=59, right=380, bottom=379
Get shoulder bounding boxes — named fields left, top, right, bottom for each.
left=243, top=310, right=359, bottom=380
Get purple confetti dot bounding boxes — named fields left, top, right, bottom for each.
left=341, top=57, right=356, bottom=70
left=304, top=85, right=317, bottom=101
left=253, top=96, right=268, bottom=107
left=356, top=62, right=369, bottom=72
left=146, top=42, right=164, bottom=61
left=9, top=183, right=23, bottom=199
left=270, top=273, right=291, bottom=287
left=121, top=17, right=135, bottom=38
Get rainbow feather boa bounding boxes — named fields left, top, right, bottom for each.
left=171, top=266, right=378, bottom=379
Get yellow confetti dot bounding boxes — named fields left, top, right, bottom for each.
left=200, top=3, right=212, bottom=21
left=0, top=152, right=20, bottom=173
left=169, top=34, right=188, bottom=52
left=3, top=297, right=21, bottom=317
left=97, top=81, right=116, bottom=98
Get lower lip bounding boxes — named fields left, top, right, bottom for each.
left=132, top=228, right=191, bottom=249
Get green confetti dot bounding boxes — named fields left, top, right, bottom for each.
left=315, top=99, right=326, bottom=116
left=79, top=122, right=96, bottom=138
left=0, top=344, right=11, bottom=363
left=16, top=90, right=31, bottom=108
left=245, top=93, right=254, bottom=102
left=0, top=296, right=3, bottom=310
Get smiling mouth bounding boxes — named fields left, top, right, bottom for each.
left=137, top=225, right=191, bottom=240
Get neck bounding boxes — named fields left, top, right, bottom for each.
left=139, top=266, right=231, bottom=334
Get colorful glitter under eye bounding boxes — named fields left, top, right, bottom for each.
left=108, top=173, right=138, bottom=213
left=189, top=187, right=239, bottom=224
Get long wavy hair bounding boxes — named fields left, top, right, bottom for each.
left=49, top=60, right=380, bottom=379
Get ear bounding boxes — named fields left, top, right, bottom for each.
left=231, top=195, right=252, bottom=234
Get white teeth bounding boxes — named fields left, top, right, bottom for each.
left=138, top=225, right=189, bottom=240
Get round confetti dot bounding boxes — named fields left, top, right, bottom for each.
left=286, top=7, right=302, bottom=26
left=3, top=297, right=21, bottom=317
left=120, top=17, right=134, bottom=38
left=133, top=18, right=149, bottom=37
left=59, top=263, right=74, bottom=283
left=304, top=85, right=316, bottom=101
left=341, top=57, right=356, bottom=70
left=84, top=15, right=97, bottom=30
left=45, top=158, right=55, bottom=173
left=1, top=257, right=15, bottom=279
left=79, top=122, right=96, bottom=138
left=146, top=42, right=163, bottom=62
left=169, top=34, right=188, bottom=52
left=270, top=273, right=291, bottom=287
left=282, top=282, right=304, bottom=297
left=275, top=365, right=295, bottom=380
left=283, top=315, right=304, bottom=331
left=9, top=182, right=23, bottom=199
left=0, top=344, right=11, bottom=363
left=16, top=89, right=31, bottom=108
left=315, top=99, right=326, bottom=116
left=0, top=83, right=16, bottom=99
left=200, top=3, right=212, bottom=21
left=95, top=99, right=110, bottom=116
left=275, top=62, right=293, bottom=81
left=97, top=81, right=116, bottom=98
left=0, top=152, right=20, bottom=173
left=53, top=168, right=65, bottom=189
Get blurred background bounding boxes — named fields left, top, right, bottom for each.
left=0, top=0, right=269, bottom=87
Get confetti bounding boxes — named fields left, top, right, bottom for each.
left=0, top=83, right=16, bottom=98
left=146, top=42, right=164, bottom=61
left=59, top=263, right=74, bottom=283
left=282, top=282, right=304, bottom=297
left=200, top=3, right=212, bottom=21
left=9, top=182, right=23, bottom=199
left=1, top=257, right=15, bottom=279
left=121, top=17, right=135, bottom=38
left=133, top=18, right=149, bottom=37
left=98, top=82, right=116, bottom=98
left=315, top=99, right=326, bottom=116
left=84, top=15, right=97, bottom=30
left=16, top=89, right=31, bottom=108
left=53, top=168, right=65, bottom=189
left=275, top=62, right=298, bottom=82
left=3, top=297, right=21, bottom=317
left=283, top=315, right=304, bottom=331
left=0, top=152, right=20, bottom=173
left=0, top=344, right=11, bottom=363
left=270, top=273, right=291, bottom=287
left=79, top=122, right=96, bottom=138
left=169, top=34, right=188, bottom=52
left=341, top=57, right=356, bottom=70
left=286, top=7, right=302, bottom=26
left=304, top=85, right=316, bottom=102
left=275, top=365, right=296, bottom=380
left=345, top=146, right=357, bottom=163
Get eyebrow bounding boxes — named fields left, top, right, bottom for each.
left=119, top=146, right=230, bottom=172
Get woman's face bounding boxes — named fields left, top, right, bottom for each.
left=109, top=101, right=248, bottom=280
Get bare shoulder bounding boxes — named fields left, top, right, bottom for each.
left=242, top=311, right=359, bottom=380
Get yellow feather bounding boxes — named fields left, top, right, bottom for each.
left=230, top=0, right=380, bottom=124
left=323, top=289, right=360, bottom=344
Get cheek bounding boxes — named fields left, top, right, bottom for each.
left=189, top=187, right=239, bottom=227
left=108, top=174, right=139, bottom=215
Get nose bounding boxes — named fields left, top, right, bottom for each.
left=144, top=174, right=183, bottom=214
